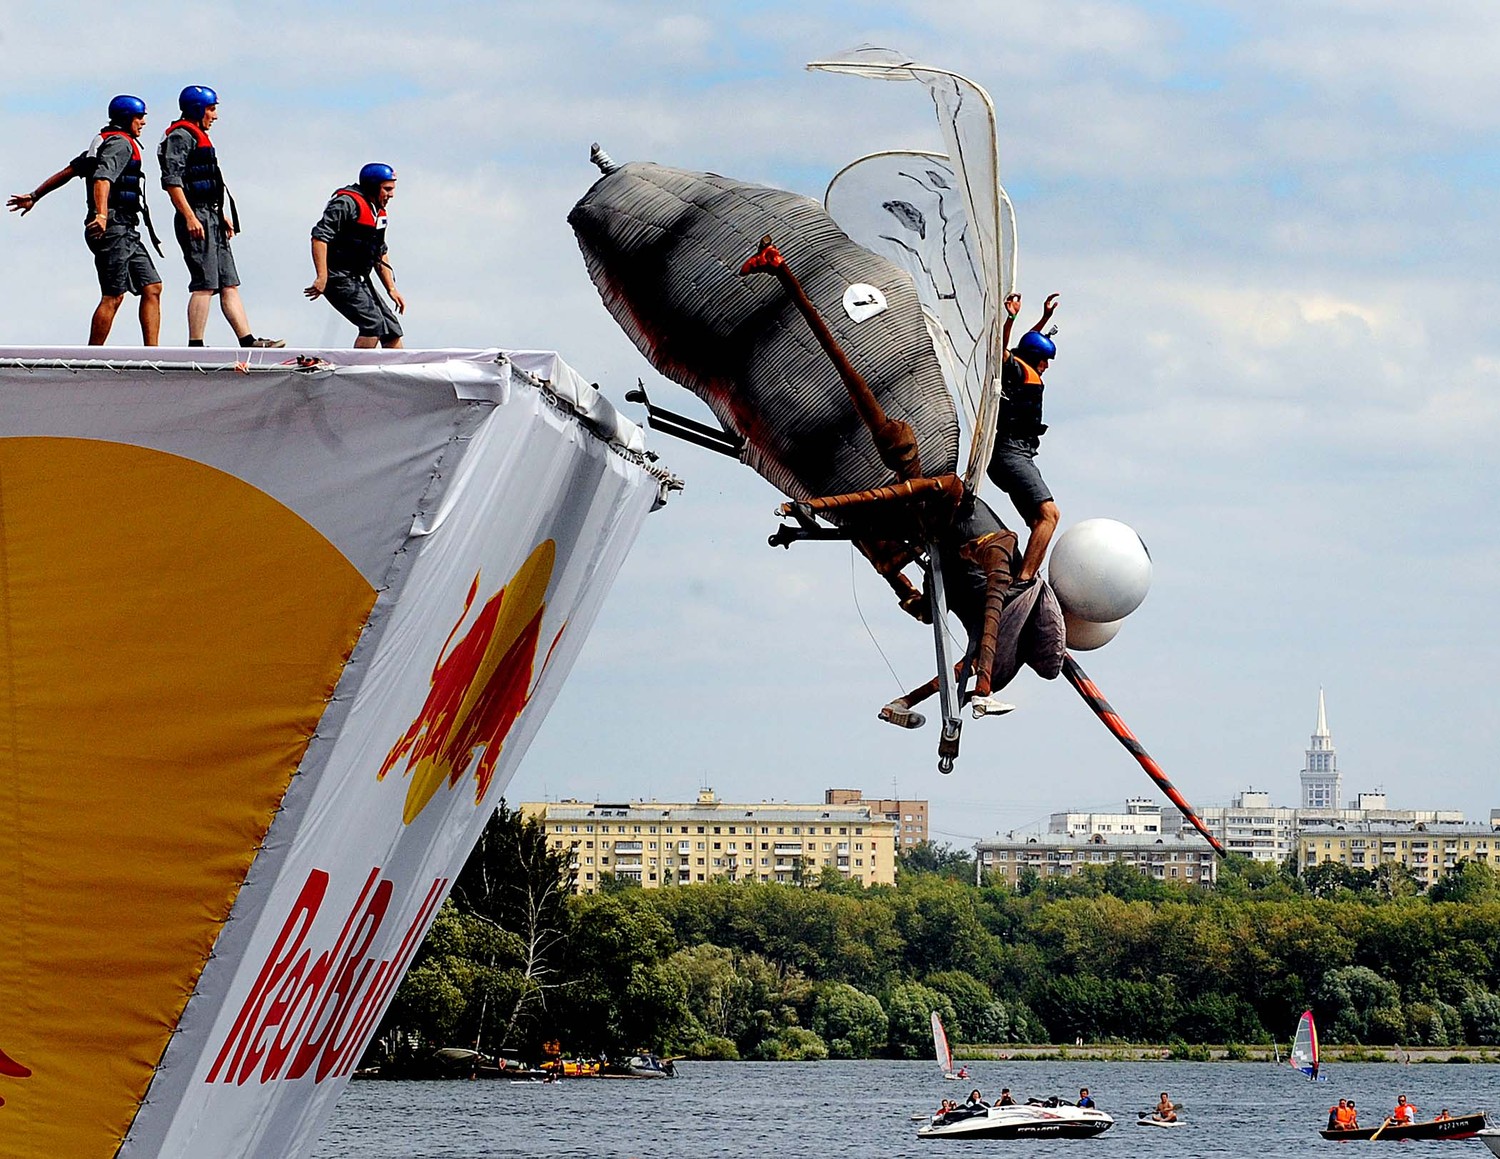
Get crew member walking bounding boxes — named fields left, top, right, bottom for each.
left=8, top=95, right=164, bottom=345
left=158, top=85, right=282, bottom=348
left=305, top=164, right=405, bottom=348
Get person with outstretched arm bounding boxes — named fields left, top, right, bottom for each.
left=9, top=95, right=163, bottom=345
left=987, top=291, right=1061, bottom=585
left=305, top=163, right=405, bottom=348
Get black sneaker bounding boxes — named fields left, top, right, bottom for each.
left=246, top=337, right=287, bottom=348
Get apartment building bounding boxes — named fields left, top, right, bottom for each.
left=522, top=789, right=898, bottom=893
left=1297, top=822, right=1498, bottom=888
left=975, top=832, right=1219, bottom=888
left=825, top=788, right=929, bottom=848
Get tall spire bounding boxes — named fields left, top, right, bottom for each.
left=1301, top=687, right=1340, bottom=810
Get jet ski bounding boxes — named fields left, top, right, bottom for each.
left=918, top=1097, right=1114, bottom=1140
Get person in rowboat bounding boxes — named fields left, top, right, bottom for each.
left=1154, top=1092, right=1177, bottom=1123
left=1391, top=1095, right=1417, bottom=1125
left=1347, top=1100, right=1360, bottom=1128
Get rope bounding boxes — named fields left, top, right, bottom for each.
left=849, top=547, right=906, bottom=693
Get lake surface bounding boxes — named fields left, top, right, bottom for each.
left=312, top=1060, right=1500, bottom=1158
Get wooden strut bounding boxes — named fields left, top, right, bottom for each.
left=1061, top=654, right=1227, bottom=857
left=740, top=236, right=923, bottom=482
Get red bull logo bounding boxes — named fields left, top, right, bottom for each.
left=379, top=540, right=558, bottom=824
left=0, top=1046, right=31, bottom=1107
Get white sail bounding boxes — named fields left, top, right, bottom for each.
left=931, top=1010, right=954, bottom=1074
left=810, top=47, right=1017, bottom=496
left=1290, top=1009, right=1320, bottom=1080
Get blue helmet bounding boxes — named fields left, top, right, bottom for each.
left=178, top=85, right=218, bottom=120
left=1015, top=329, right=1057, bottom=365
left=107, top=94, right=147, bottom=126
left=358, top=162, right=396, bottom=190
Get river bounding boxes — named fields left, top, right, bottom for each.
left=312, top=1060, right=1500, bottom=1157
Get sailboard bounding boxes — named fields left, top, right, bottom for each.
left=932, top=1011, right=958, bottom=1079
left=1290, top=1009, right=1328, bottom=1081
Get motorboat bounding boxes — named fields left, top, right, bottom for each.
left=918, top=1098, right=1114, bottom=1140
left=1478, top=1126, right=1500, bottom=1156
left=1319, top=1112, right=1487, bottom=1141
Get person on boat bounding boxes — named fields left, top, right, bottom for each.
left=965, top=1089, right=985, bottom=1107
left=1077, top=1088, right=1095, bottom=1108
left=157, top=86, right=282, bottom=350
left=1329, top=1099, right=1348, bottom=1130
left=9, top=95, right=165, bottom=345
left=1436, top=1109, right=1451, bottom=1121
left=1347, top=1100, right=1359, bottom=1128
left=997, top=1088, right=1016, bottom=1106
left=1391, top=1095, right=1417, bottom=1125
left=987, top=290, right=1061, bottom=587
left=1154, top=1092, right=1177, bottom=1123
left=306, top=163, right=406, bottom=348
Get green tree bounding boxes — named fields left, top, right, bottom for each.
left=885, top=982, right=956, bottom=1059
left=1318, top=965, right=1402, bottom=1044
left=1429, top=860, right=1499, bottom=905
left=811, top=982, right=887, bottom=1058
left=899, top=840, right=975, bottom=881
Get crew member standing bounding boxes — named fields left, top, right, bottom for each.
left=158, top=85, right=282, bottom=348
left=8, top=95, right=164, bottom=345
left=987, top=291, right=1061, bottom=585
left=305, top=164, right=405, bottom=348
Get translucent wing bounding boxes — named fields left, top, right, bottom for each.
left=810, top=47, right=1017, bottom=493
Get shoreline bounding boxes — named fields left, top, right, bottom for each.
left=957, top=1044, right=1500, bottom=1064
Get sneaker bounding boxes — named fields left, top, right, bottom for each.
left=969, top=695, right=1017, bottom=719
left=879, top=701, right=926, bottom=729
left=246, top=337, right=287, bottom=348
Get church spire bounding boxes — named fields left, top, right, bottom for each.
left=1301, top=688, right=1340, bottom=809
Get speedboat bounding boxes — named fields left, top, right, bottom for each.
left=918, top=1099, right=1114, bottom=1140
left=1478, top=1126, right=1500, bottom=1156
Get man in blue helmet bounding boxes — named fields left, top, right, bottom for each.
left=158, top=85, right=283, bottom=348
left=987, top=291, right=1061, bottom=585
left=8, top=95, right=164, bottom=344
left=305, top=164, right=405, bottom=348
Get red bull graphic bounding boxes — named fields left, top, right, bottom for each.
left=208, top=867, right=446, bottom=1087
left=379, top=540, right=558, bottom=824
left=0, top=1046, right=32, bottom=1106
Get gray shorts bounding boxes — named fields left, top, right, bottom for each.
left=174, top=205, right=239, bottom=292
left=86, top=223, right=161, bottom=297
left=986, top=438, right=1053, bottom=525
left=324, top=272, right=403, bottom=339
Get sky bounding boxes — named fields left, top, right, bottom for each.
left=3, top=2, right=1497, bottom=845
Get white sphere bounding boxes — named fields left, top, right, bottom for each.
left=1063, top=611, right=1123, bottom=651
left=1048, top=518, right=1152, bottom=623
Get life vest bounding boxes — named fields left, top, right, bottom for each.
left=997, top=353, right=1047, bottom=442
left=325, top=186, right=387, bottom=275
left=159, top=119, right=224, bottom=207
left=88, top=129, right=145, bottom=215
left=1336, top=1105, right=1356, bottom=1128
left=1393, top=1103, right=1416, bottom=1123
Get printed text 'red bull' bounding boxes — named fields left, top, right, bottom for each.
left=207, top=868, right=447, bottom=1086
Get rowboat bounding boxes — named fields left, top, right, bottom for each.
left=1320, top=1112, right=1487, bottom=1141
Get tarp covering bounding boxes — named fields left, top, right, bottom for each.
left=570, top=162, right=958, bottom=500
left=0, top=348, right=664, bottom=1158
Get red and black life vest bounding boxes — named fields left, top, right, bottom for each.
left=326, top=186, right=387, bottom=275
left=996, top=353, right=1047, bottom=442
left=88, top=128, right=145, bottom=215
left=159, top=119, right=224, bottom=207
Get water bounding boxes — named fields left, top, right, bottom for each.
left=312, top=1060, right=1500, bottom=1158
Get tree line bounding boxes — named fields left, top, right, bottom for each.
left=368, top=806, right=1500, bottom=1069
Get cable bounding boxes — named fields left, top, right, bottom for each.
left=849, top=546, right=907, bottom=693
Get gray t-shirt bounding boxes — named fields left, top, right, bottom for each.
left=157, top=127, right=194, bottom=189
left=311, top=192, right=388, bottom=273
left=84, top=133, right=141, bottom=226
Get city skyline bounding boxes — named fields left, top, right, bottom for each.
left=4, top=3, right=1496, bottom=839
